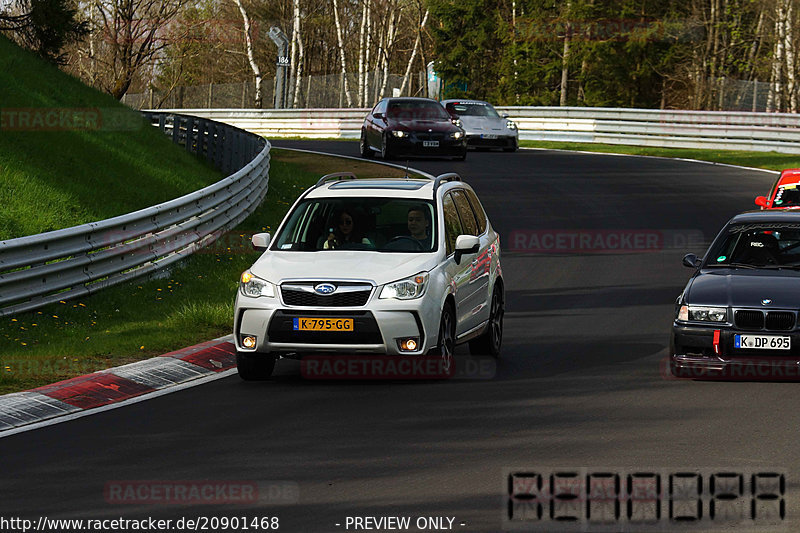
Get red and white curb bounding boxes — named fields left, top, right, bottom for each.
left=0, top=336, right=237, bottom=437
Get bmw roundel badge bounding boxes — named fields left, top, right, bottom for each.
left=314, top=283, right=336, bottom=295
left=762, top=298, right=772, bottom=305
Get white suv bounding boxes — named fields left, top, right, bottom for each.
left=233, top=172, right=504, bottom=379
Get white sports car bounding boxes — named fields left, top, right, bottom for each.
left=442, top=99, right=518, bottom=152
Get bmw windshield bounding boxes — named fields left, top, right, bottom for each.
left=706, top=223, right=800, bottom=268
left=272, top=198, right=437, bottom=253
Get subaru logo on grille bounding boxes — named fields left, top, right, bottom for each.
left=314, top=283, right=336, bottom=295
left=762, top=299, right=773, bottom=305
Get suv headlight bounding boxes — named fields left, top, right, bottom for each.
left=391, top=130, right=408, bottom=138
left=678, top=305, right=726, bottom=322
left=240, top=271, right=275, bottom=298
left=380, top=272, right=429, bottom=300
left=450, top=131, right=464, bottom=140
left=451, top=118, right=462, bottom=128
left=506, top=120, right=517, bottom=131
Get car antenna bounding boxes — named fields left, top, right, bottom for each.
left=404, top=160, right=410, bottom=179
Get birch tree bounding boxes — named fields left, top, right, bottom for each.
left=377, top=1, right=399, bottom=99
left=399, top=7, right=428, bottom=96
left=232, top=0, right=262, bottom=107
left=357, top=0, right=369, bottom=106
left=332, top=0, right=354, bottom=106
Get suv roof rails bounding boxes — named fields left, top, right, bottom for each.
left=433, top=173, right=462, bottom=192
left=314, top=172, right=358, bottom=188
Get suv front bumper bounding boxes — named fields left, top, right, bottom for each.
left=234, top=291, right=440, bottom=357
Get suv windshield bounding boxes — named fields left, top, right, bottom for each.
left=706, top=223, right=800, bottom=267
left=272, top=198, right=437, bottom=253
left=445, top=102, right=500, bottom=118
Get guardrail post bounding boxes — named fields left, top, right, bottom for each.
left=185, top=116, right=195, bottom=153
left=171, top=115, right=180, bottom=144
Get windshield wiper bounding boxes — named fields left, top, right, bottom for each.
left=707, top=262, right=759, bottom=269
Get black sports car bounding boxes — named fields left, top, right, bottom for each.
left=671, top=210, right=800, bottom=379
left=360, top=97, right=467, bottom=161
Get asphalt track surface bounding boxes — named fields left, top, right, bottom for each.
left=0, top=141, right=794, bottom=533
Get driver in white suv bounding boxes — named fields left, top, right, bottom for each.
left=233, top=172, right=504, bottom=380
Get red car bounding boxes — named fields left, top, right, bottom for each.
left=755, top=169, right=800, bottom=209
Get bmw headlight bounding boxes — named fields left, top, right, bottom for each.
left=677, top=305, right=726, bottom=322
left=450, top=131, right=465, bottom=140
left=380, top=272, right=429, bottom=300
left=240, top=270, right=275, bottom=298
left=391, top=130, right=408, bottom=138
left=451, top=118, right=462, bottom=128
left=506, top=120, right=517, bottom=131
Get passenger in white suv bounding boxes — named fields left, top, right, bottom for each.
left=234, top=172, right=504, bottom=380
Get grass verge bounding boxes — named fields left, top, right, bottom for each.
left=0, top=148, right=417, bottom=394
left=520, top=140, right=800, bottom=171
left=0, top=35, right=224, bottom=240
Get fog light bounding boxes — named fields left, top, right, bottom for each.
left=398, top=337, right=419, bottom=352
left=242, top=336, right=257, bottom=349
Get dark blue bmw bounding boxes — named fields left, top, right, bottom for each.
left=672, top=210, right=800, bottom=378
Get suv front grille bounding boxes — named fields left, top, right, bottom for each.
left=734, top=309, right=796, bottom=331
left=280, top=282, right=372, bottom=307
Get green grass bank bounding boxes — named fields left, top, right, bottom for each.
left=0, top=35, right=223, bottom=240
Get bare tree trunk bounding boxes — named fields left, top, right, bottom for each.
left=357, top=0, right=368, bottom=106
left=378, top=4, right=398, bottom=98
left=399, top=8, right=428, bottom=96
left=768, top=0, right=786, bottom=112
left=560, top=0, right=571, bottom=106
left=373, top=10, right=385, bottom=103
left=364, top=5, right=372, bottom=104
left=332, top=0, right=354, bottom=106
left=289, top=0, right=300, bottom=108
left=232, top=0, right=261, bottom=107
left=292, top=31, right=305, bottom=107
left=710, top=0, right=721, bottom=110
left=785, top=0, right=796, bottom=112
left=560, top=28, right=570, bottom=105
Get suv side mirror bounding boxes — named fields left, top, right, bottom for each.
left=755, top=195, right=769, bottom=208
left=454, top=235, right=480, bottom=265
left=252, top=232, right=271, bottom=252
left=682, top=253, right=701, bottom=268
left=502, top=113, right=509, bottom=119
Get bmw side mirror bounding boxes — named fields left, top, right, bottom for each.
left=454, top=235, right=480, bottom=265
left=682, top=253, right=701, bottom=268
left=755, top=195, right=769, bottom=208
left=373, top=112, right=384, bottom=120
left=502, top=113, right=509, bottom=119
left=252, top=232, right=271, bottom=252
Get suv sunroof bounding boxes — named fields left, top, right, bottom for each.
left=329, top=180, right=429, bottom=190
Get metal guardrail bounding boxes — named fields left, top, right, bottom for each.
left=167, top=106, right=800, bottom=154
left=0, top=112, right=270, bottom=318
